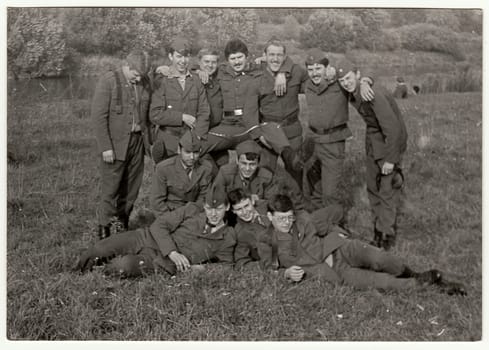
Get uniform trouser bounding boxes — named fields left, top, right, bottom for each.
left=260, top=134, right=302, bottom=172
left=310, top=141, right=346, bottom=209
left=200, top=122, right=291, bottom=159
left=333, top=239, right=416, bottom=290
left=97, top=133, right=144, bottom=226
left=366, top=138, right=403, bottom=238
left=310, top=204, right=344, bottom=235
left=82, top=229, right=176, bottom=277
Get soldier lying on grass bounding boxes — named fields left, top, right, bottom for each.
left=76, top=185, right=235, bottom=277
left=257, top=194, right=467, bottom=296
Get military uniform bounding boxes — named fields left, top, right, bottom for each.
left=257, top=211, right=421, bottom=290
left=92, top=67, right=151, bottom=233
left=349, top=84, right=407, bottom=247
left=149, top=67, right=210, bottom=163
left=150, top=156, right=213, bottom=216
left=77, top=191, right=236, bottom=277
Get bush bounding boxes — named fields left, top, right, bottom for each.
left=420, top=64, right=481, bottom=94
left=282, top=16, right=302, bottom=41
left=397, top=23, right=465, bottom=61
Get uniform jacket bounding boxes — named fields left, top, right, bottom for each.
left=150, top=155, right=213, bottom=216
left=204, top=72, right=224, bottom=128
left=304, top=79, right=352, bottom=143
left=257, top=211, right=347, bottom=282
left=149, top=72, right=210, bottom=138
left=234, top=200, right=270, bottom=270
left=213, top=163, right=277, bottom=200
left=146, top=203, right=236, bottom=264
left=244, top=56, right=308, bottom=140
left=350, top=85, right=408, bottom=164
left=91, top=68, right=151, bottom=161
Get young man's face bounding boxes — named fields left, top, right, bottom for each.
left=265, top=45, right=285, bottom=73
left=232, top=198, right=256, bottom=222
left=238, top=154, right=259, bottom=179
left=338, top=71, right=360, bottom=93
left=267, top=210, right=295, bottom=233
left=123, top=66, right=141, bottom=84
left=169, top=51, right=190, bottom=74
left=227, top=52, right=247, bottom=73
left=204, top=203, right=229, bottom=226
left=199, top=54, right=219, bottom=75
left=307, top=63, right=326, bottom=85
left=178, top=146, right=200, bottom=168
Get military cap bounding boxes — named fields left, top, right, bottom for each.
left=171, top=37, right=191, bottom=56
left=304, top=48, right=329, bottom=67
left=179, top=130, right=201, bottom=152
left=236, top=140, right=261, bottom=157
left=205, top=183, right=229, bottom=207
left=335, top=59, right=356, bottom=79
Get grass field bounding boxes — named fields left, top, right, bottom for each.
left=6, top=83, right=482, bottom=340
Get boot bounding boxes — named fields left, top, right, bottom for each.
left=98, top=225, right=111, bottom=240
left=370, top=229, right=383, bottom=248
left=281, top=146, right=303, bottom=172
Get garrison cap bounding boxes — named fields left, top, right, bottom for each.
left=335, top=59, right=356, bottom=79
left=236, top=140, right=261, bottom=157
left=304, top=48, right=329, bottom=66
left=179, top=130, right=201, bottom=152
left=171, top=37, right=191, bottom=56
left=205, top=184, right=228, bottom=207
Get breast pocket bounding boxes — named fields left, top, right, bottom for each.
left=167, top=179, right=186, bottom=198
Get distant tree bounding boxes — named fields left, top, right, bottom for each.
left=456, top=10, right=482, bottom=34
left=8, top=8, right=71, bottom=78
left=388, top=9, right=427, bottom=26
left=425, top=9, right=461, bottom=31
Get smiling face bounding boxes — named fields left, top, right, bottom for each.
left=338, top=71, right=360, bottom=93
left=232, top=198, right=256, bottom=222
left=267, top=210, right=295, bottom=233
left=169, top=51, right=190, bottom=74
left=227, top=52, right=247, bottom=73
left=199, top=54, right=219, bottom=75
left=238, top=154, right=259, bottom=179
left=307, top=63, right=326, bottom=85
left=204, top=203, right=229, bottom=226
left=265, top=44, right=285, bottom=73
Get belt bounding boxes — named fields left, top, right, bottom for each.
left=310, top=124, right=347, bottom=135
left=263, top=115, right=298, bottom=127
left=223, top=109, right=244, bottom=117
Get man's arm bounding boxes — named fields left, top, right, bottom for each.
left=150, top=164, right=170, bottom=216
left=91, top=74, right=114, bottom=155
left=193, top=79, right=211, bottom=137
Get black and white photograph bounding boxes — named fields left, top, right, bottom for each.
left=3, top=0, right=485, bottom=345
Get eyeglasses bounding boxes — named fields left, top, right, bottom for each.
left=273, top=215, right=296, bottom=224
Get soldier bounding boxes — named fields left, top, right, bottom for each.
left=150, top=38, right=210, bottom=164
left=244, top=38, right=308, bottom=187
left=229, top=189, right=343, bottom=271
left=393, top=76, right=408, bottom=99
left=92, top=50, right=152, bottom=239
left=303, top=49, right=374, bottom=209
left=150, top=130, right=213, bottom=216
left=336, top=60, right=408, bottom=250
left=213, top=140, right=304, bottom=210
left=76, top=185, right=235, bottom=277
left=257, top=194, right=466, bottom=295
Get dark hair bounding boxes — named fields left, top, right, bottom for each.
left=306, top=57, right=329, bottom=68
left=240, top=152, right=260, bottom=162
left=224, top=39, right=248, bottom=59
left=267, top=194, right=294, bottom=213
left=228, top=188, right=252, bottom=206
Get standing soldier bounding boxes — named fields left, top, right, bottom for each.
left=304, top=49, right=374, bottom=210
left=150, top=38, right=210, bottom=164
left=244, top=38, right=307, bottom=187
left=150, top=130, right=213, bottom=216
left=92, top=50, right=152, bottom=239
left=336, top=60, right=408, bottom=250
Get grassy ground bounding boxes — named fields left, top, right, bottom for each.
left=6, top=84, right=481, bottom=340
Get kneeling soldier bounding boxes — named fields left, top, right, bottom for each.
left=150, top=130, right=213, bottom=216
left=76, top=185, right=235, bottom=277
left=257, top=194, right=466, bottom=295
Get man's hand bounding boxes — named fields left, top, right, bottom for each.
left=284, top=265, right=305, bottom=282
left=168, top=251, right=191, bottom=272
left=359, top=78, right=375, bottom=101
left=254, top=55, right=266, bottom=65
left=198, top=70, right=210, bottom=85
left=182, top=114, right=196, bottom=129
left=156, top=65, right=170, bottom=76
left=274, top=72, right=287, bottom=96
left=381, top=162, right=395, bottom=175
left=102, top=150, right=115, bottom=163
left=325, top=65, right=336, bottom=82
left=259, top=135, right=272, bottom=149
